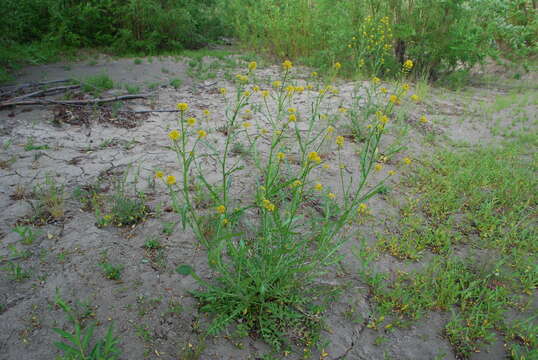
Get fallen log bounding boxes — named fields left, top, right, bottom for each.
left=6, top=85, right=81, bottom=103
left=0, top=94, right=149, bottom=109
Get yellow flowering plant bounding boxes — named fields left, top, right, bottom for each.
left=164, top=60, right=402, bottom=351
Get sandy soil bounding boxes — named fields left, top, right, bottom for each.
left=0, top=54, right=536, bottom=360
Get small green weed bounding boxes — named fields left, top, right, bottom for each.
left=24, top=138, right=49, bottom=151
left=53, top=292, right=121, bottom=360
left=30, top=175, right=65, bottom=223
left=3, top=261, right=31, bottom=281
left=80, top=74, right=114, bottom=96
left=170, top=78, right=182, bottom=89
left=99, top=262, right=123, bottom=280
left=12, top=225, right=41, bottom=245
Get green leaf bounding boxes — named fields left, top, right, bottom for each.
left=176, top=264, right=194, bottom=276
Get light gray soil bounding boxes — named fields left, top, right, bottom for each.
left=0, top=54, right=536, bottom=360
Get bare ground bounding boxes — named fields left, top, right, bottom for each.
left=0, top=54, right=536, bottom=360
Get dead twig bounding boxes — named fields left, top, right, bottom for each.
left=0, top=79, right=73, bottom=95
left=0, top=94, right=149, bottom=109
left=6, top=85, right=80, bottom=103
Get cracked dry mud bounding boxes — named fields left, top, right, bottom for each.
left=0, top=55, right=536, bottom=360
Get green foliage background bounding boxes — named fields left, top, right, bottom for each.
left=0, top=0, right=536, bottom=81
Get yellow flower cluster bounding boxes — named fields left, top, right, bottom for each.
left=336, top=136, right=345, bottom=148
left=236, top=74, right=249, bottom=83
left=307, top=151, right=322, bottom=163
left=216, top=205, right=226, bottom=214
left=314, top=183, right=323, bottom=191
left=168, top=129, right=181, bottom=141
left=282, top=60, right=293, bottom=70
left=262, top=199, right=276, bottom=212
left=248, top=61, right=257, bottom=71
left=177, top=103, right=188, bottom=112
left=276, top=152, right=286, bottom=161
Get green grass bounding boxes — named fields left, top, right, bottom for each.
left=365, top=135, right=537, bottom=358
left=80, top=74, right=114, bottom=96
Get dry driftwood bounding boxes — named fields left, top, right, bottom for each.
left=0, top=79, right=73, bottom=95
left=0, top=94, right=149, bottom=109
left=6, top=85, right=81, bottom=103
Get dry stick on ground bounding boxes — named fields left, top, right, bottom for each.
left=6, top=85, right=81, bottom=103
left=0, top=79, right=73, bottom=95
left=0, top=94, right=150, bottom=109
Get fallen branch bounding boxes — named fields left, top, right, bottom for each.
left=0, top=79, right=73, bottom=95
left=0, top=94, right=149, bottom=109
left=116, top=109, right=181, bottom=113
left=6, top=85, right=81, bottom=103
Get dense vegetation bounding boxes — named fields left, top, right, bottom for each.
left=1, top=0, right=536, bottom=82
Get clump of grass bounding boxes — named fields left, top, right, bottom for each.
left=160, top=59, right=416, bottom=350
left=29, top=175, right=65, bottom=224
left=93, top=170, right=149, bottom=228
left=24, top=137, right=49, bottom=151
left=12, top=225, right=41, bottom=245
left=3, top=261, right=31, bottom=281
left=169, top=78, right=182, bottom=89
left=81, top=74, right=114, bottom=96
left=99, top=262, right=123, bottom=280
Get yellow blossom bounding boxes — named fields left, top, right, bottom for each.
left=260, top=128, right=269, bottom=135
left=374, top=163, right=383, bottom=171
left=314, top=183, right=323, bottom=191
left=216, top=205, right=226, bottom=214
left=261, top=90, right=270, bottom=97
left=306, top=84, right=313, bottom=90
left=411, top=94, right=420, bottom=102
left=403, top=59, right=414, bottom=70
left=307, top=151, right=322, bottom=163
left=420, top=115, right=428, bottom=123
left=272, top=80, right=282, bottom=88
left=311, top=71, right=318, bottom=77
left=357, top=203, right=368, bottom=214
left=379, top=115, right=389, bottom=124
left=168, top=129, right=181, bottom=141
left=288, top=107, right=296, bottom=113
left=177, top=103, right=188, bottom=111
left=292, top=180, right=303, bottom=187
left=326, top=125, right=335, bottom=134
left=334, top=62, right=342, bottom=70
left=388, top=170, right=396, bottom=176
left=403, top=157, right=412, bottom=165
left=203, top=109, right=210, bottom=116
left=288, top=114, right=297, bottom=122
left=336, top=136, right=345, bottom=148
left=243, top=122, right=252, bottom=128
left=243, top=90, right=251, bottom=97
left=262, top=199, right=276, bottom=211
left=282, top=60, right=293, bottom=70
left=380, top=87, right=388, bottom=94
left=402, top=83, right=410, bottom=92
left=252, top=85, right=260, bottom=92
left=372, top=77, right=381, bottom=85
left=197, top=129, right=207, bottom=138
left=155, top=171, right=164, bottom=179
left=389, top=95, right=400, bottom=104
left=166, top=175, right=176, bottom=185
left=248, top=61, right=257, bottom=71
left=328, top=193, right=336, bottom=200
left=276, top=152, right=286, bottom=161
left=187, top=117, right=197, bottom=126
left=322, top=163, right=330, bottom=169
left=220, top=88, right=228, bottom=95
left=294, top=86, right=304, bottom=93
left=338, top=107, right=347, bottom=113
